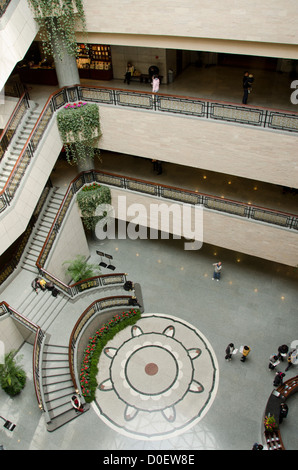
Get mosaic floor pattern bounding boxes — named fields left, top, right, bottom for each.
left=93, top=314, right=219, bottom=440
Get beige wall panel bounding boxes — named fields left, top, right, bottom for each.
left=109, top=188, right=298, bottom=267
left=0, top=315, right=24, bottom=353
left=98, top=106, right=298, bottom=188
left=0, top=120, right=62, bottom=256
left=84, top=0, right=298, bottom=46
left=46, top=202, right=90, bottom=284
left=81, top=32, right=298, bottom=60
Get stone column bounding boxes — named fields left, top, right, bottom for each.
left=51, top=23, right=80, bottom=88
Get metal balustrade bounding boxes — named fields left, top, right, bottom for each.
left=0, top=84, right=297, bottom=224
left=0, top=92, right=29, bottom=163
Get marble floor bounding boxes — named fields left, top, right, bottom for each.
left=25, top=63, right=298, bottom=112
left=0, top=212, right=298, bottom=451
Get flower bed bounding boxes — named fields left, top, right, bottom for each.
left=80, top=309, right=141, bottom=402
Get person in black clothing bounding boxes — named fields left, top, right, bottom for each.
left=277, top=344, right=289, bottom=362
left=279, top=403, right=288, bottom=424
left=242, top=71, right=254, bottom=104
left=225, top=343, right=235, bottom=361
left=273, top=371, right=285, bottom=387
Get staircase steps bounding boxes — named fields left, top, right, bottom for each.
left=21, top=187, right=65, bottom=274
left=41, top=344, right=89, bottom=431
left=16, top=287, right=69, bottom=331
left=0, top=106, right=40, bottom=189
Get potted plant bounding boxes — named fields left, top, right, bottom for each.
left=57, top=102, right=101, bottom=167
left=63, top=254, right=101, bottom=283
left=264, top=414, right=278, bottom=433
left=76, top=183, right=111, bottom=232
left=0, top=351, right=26, bottom=397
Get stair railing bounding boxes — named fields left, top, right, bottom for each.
left=68, top=296, right=139, bottom=391
left=0, top=300, right=47, bottom=413
left=0, top=91, right=30, bottom=164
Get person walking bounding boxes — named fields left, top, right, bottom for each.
left=277, top=344, right=289, bottom=362
left=242, top=71, right=254, bottom=105
left=279, top=403, right=288, bottom=424
left=285, top=347, right=297, bottom=371
left=152, top=75, right=160, bottom=93
left=273, top=371, right=285, bottom=387
left=268, top=354, right=279, bottom=371
left=212, top=261, right=222, bottom=281
left=225, top=343, right=235, bottom=361
left=124, top=62, right=134, bottom=85
left=240, top=345, right=251, bottom=362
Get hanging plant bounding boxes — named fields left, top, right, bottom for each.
left=28, top=0, right=88, bottom=59
left=76, top=183, right=111, bottom=231
left=57, top=102, right=101, bottom=164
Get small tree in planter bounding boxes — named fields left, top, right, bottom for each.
left=63, top=254, right=101, bottom=283
left=57, top=102, right=101, bottom=166
left=0, top=351, right=26, bottom=397
left=76, top=183, right=111, bottom=233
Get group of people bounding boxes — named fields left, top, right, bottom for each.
left=225, top=343, right=251, bottom=362
left=269, top=343, right=297, bottom=374
left=124, top=62, right=160, bottom=93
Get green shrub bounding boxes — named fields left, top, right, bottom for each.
left=0, top=351, right=26, bottom=397
left=80, top=309, right=141, bottom=402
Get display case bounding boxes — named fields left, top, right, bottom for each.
left=76, top=43, right=91, bottom=79
left=77, top=44, right=113, bottom=80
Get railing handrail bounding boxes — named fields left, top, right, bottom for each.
left=0, top=95, right=54, bottom=195
left=35, top=169, right=298, bottom=283
left=68, top=295, right=136, bottom=390
left=0, top=84, right=297, bottom=217
left=0, top=92, right=27, bottom=143
left=95, top=168, right=298, bottom=218
left=77, top=83, right=298, bottom=116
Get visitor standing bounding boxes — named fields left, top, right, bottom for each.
left=225, top=343, right=235, bottom=361
left=240, top=345, right=251, bottom=362
left=212, top=261, right=222, bottom=281
left=152, top=75, right=160, bottom=93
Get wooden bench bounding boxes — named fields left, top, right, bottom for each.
left=264, top=375, right=298, bottom=450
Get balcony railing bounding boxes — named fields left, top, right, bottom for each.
left=0, top=84, right=297, bottom=220
left=35, top=171, right=298, bottom=289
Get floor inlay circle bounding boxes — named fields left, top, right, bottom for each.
left=93, top=313, right=219, bottom=440
left=145, top=362, right=158, bottom=375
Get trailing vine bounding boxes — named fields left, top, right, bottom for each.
left=76, top=183, right=111, bottom=231
left=28, top=0, right=88, bottom=59
left=57, top=102, right=101, bottom=164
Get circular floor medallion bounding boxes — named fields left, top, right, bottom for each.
left=93, top=314, right=219, bottom=440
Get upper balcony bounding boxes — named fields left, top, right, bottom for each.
left=0, top=75, right=297, bottom=265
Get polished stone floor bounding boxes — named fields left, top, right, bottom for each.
left=25, top=63, right=298, bottom=112
left=0, top=221, right=298, bottom=451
